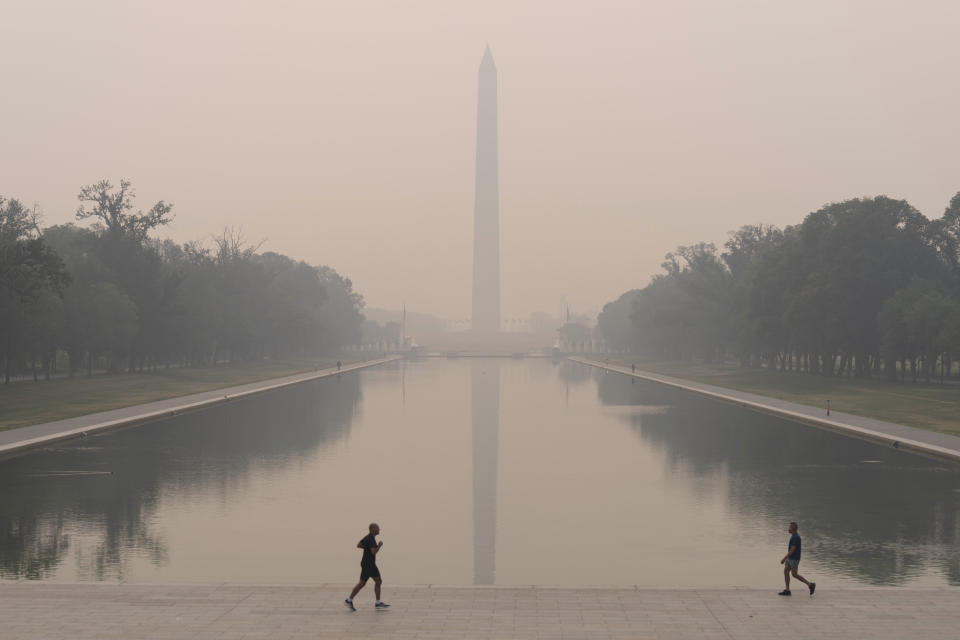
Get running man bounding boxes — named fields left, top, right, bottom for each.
left=779, top=521, right=815, bottom=596
left=345, top=523, right=389, bottom=610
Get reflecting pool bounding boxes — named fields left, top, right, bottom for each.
left=1, top=358, right=958, bottom=586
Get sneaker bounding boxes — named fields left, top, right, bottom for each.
left=375, top=601, right=390, bottom=610
left=344, top=599, right=355, bottom=611
left=778, top=590, right=791, bottom=596
left=809, top=583, right=816, bottom=595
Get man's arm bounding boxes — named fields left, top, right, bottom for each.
left=371, top=541, right=383, bottom=556
left=781, top=545, right=796, bottom=563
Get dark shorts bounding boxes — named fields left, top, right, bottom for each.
left=785, top=558, right=800, bottom=570
left=360, top=564, right=381, bottom=581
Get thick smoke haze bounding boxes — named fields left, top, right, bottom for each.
left=2, top=0, right=958, bottom=320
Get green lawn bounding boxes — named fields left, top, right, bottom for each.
left=606, top=358, right=960, bottom=436
left=0, top=356, right=373, bottom=432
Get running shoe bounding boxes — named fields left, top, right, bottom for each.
left=809, top=583, right=816, bottom=595
left=375, top=602, right=390, bottom=610
left=345, top=599, right=356, bottom=611
left=778, top=590, right=791, bottom=596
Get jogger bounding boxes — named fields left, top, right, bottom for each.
left=345, top=523, right=389, bottom=610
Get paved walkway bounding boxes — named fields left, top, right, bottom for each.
left=570, top=357, right=960, bottom=463
left=0, top=583, right=957, bottom=639
left=0, top=356, right=401, bottom=458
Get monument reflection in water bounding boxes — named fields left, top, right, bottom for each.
left=471, top=359, right=499, bottom=584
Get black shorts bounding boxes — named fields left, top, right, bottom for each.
left=360, top=564, right=381, bottom=580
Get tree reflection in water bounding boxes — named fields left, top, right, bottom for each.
left=595, top=366, right=960, bottom=586
left=0, top=373, right=361, bottom=580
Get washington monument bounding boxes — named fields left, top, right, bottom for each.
left=471, top=45, right=500, bottom=333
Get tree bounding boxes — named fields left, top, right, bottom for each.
left=314, top=266, right=364, bottom=352
left=75, top=180, right=173, bottom=243
left=905, top=287, right=957, bottom=383
left=597, top=290, right=642, bottom=352
left=788, top=197, right=943, bottom=376
left=879, top=280, right=928, bottom=381
left=22, top=289, right=64, bottom=380
left=723, top=225, right=787, bottom=367
left=656, top=243, right=733, bottom=362
left=83, top=282, right=139, bottom=374
left=927, top=191, right=960, bottom=282
left=74, top=180, right=176, bottom=371
left=44, top=224, right=106, bottom=375
left=601, top=192, right=960, bottom=381
left=0, top=198, right=69, bottom=383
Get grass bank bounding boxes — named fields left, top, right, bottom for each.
left=605, top=358, right=960, bottom=436
left=0, top=356, right=373, bottom=432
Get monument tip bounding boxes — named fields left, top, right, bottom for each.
left=481, top=44, right=495, bottom=67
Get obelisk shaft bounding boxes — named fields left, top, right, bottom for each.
left=472, top=46, right=500, bottom=333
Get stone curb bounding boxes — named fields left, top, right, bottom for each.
left=570, top=356, right=960, bottom=464
left=0, top=356, right=403, bottom=458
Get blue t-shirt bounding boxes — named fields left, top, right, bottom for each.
left=787, top=533, right=801, bottom=560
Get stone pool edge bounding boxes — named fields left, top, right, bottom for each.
left=570, top=356, right=960, bottom=464
left=2, top=582, right=958, bottom=640
left=0, top=356, right=403, bottom=459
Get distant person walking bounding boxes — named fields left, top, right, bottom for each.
left=337, top=360, right=342, bottom=372
left=345, top=523, right=389, bottom=611
left=779, top=522, right=815, bottom=596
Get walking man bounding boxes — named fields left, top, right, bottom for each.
left=345, top=523, right=389, bottom=610
left=779, top=522, right=815, bottom=596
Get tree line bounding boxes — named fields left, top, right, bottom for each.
left=598, top=193, right=960, bottom=382
left=0, top=180, right=364, bottom=383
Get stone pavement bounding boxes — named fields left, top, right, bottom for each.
left=0, top=583, right=958, bottom=639
left=0, top=356, right=401, bottom=458
left=570, top=357, right=960, bottom=464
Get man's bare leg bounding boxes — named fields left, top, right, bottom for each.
left=784, top=566, right=791, bottom=590
left=349, top=579, right=367, bottom=600
left=791, top=569, right=811, bottom=588
left=373, top=577, right=382, bottom=601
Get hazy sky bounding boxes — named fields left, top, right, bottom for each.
left=3, top=1, right=959, bottom=321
